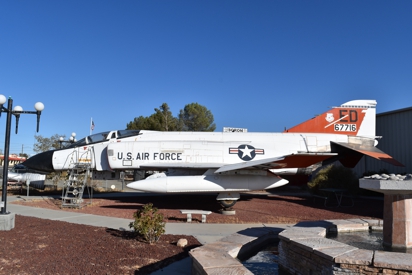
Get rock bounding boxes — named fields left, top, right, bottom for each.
left=362, top=173, right=412, bottom=181
left=177, top=238, right=188, bottom=247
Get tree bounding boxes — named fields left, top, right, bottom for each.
left=126, top=116, right=153, bottom=130
left=127, top=103, right=178, bottom=131
left=33, top=134, right=64, bottom=153
left=178, top=103, right=216, bottom=131
left=126, top=103, right=178, bottom=131
left=153, top=103, right=178, bottom=131
left=126, top=102, right=215, bottom=132
left=19, top=153, right=28, bottom=159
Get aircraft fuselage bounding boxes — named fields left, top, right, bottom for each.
left=107, top=131, right=348, bottom=170
left=23, top=100, right=402, bottom=208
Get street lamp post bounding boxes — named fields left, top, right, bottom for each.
left=0, top=95, right=44, bottom=226
left=59, top=132, right=76, bottom=148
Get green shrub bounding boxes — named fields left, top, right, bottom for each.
left=129, top=203, right=165, bottom=244
left=307, top=165, right=359, bottom=195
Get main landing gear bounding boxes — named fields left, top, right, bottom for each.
left=219, top=200, right=237, bottom=209
left=217, top=192, right=239, bottom=214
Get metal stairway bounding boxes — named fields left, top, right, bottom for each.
left=61, top=163, right=92, bottom=208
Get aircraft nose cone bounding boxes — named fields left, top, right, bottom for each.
left=23, top=150, right=55, bottom=173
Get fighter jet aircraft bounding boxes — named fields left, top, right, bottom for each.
left=24, top=100, right=402, bottom=208
left=6, top=165, right=46, bottom=190
left=7, top=171, right=46, bottom=190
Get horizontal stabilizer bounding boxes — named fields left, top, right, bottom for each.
left=215, top=153, right=337, bottom=173
left=331, top=141, right=404, bottom=167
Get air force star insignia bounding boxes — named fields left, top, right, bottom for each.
left=229, top=145, right=264, bottom=161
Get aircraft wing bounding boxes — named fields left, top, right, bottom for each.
left=215, top=153, right=337, bottom=173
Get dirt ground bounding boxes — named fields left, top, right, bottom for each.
left=1, top=189, right=384, bottom=274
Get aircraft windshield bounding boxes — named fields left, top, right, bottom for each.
left=87, top=132, right=111, bottom=143
left=67, top=131, right=111, bottom=148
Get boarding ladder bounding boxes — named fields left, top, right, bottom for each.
left=61, top=163, right=92, bottom=208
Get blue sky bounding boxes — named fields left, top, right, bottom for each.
left=1, top=1, right=412, bottom=156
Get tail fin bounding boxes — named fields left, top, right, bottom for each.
left=284, top=100, right=377, bottom=138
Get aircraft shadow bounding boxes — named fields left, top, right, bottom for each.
left=98, top=193, right=223, bottom=212
left=97, top=192, right=384, bottom=220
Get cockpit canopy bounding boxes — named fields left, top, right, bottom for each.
left=66, top=130, right=141, bottom=148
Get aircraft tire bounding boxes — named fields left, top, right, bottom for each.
left=219, top=200, right=236, bottom=208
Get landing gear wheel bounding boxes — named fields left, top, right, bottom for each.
left=219, top=200, right=236, bottom=209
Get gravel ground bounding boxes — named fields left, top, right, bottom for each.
left=1, top=190, right=383, bottom=274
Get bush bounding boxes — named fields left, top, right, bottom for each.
left=307, top=165, right=359, bottom=195
left=129, top=203, right=165, bottom=244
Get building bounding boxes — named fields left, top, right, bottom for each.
left=0, top=154, right=26, bottom=167
left=353, top=106, right=412, bottom=176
